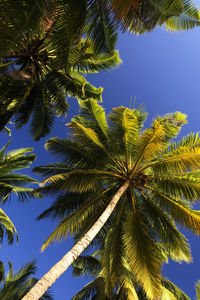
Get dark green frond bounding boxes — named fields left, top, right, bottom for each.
left=30, top=89, right=55, bottom=141
left=72, top=255, right=101, bottom=278
left=0, top=209, right=18, bottom=244
left=86, top=0, right=118, bottom=53
left=162, top=277, right=190, bottom=300
left=0, top=260, right=53, bottom=299
left=71, top=277, right=104, bottom=300
left=69, top=39, right=121, bottom=73
left=142, top=196, right=191, bottom=262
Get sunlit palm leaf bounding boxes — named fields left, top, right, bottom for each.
left=123, top=209, right=162, bottom=299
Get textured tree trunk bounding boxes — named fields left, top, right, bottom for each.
left=22, top=180, right=130, bottom=300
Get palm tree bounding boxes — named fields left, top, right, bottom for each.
left=0, top=141, right=41, bottom=244
left=0, top=0, right=121, bottom=139
left=23, top=99, right=200, bottom=299
left=0, top=260, right=53, bottom=299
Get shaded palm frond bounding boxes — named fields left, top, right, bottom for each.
left=86, top=0, right=118, bottom=53
left=72, top=255, right=101, bottom=278
left=69, top=39, right=121, bottom=73
left=0, top=209, right=18, bottom=244
left=141, top=196, right=191, bottom=263
left=161, top=277, right=190, bottom=300
left=153, top=191, right=200, bottom=235
left=148, top=174, right=200, bottom=202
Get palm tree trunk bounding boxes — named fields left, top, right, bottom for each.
left=22, top=179, right=130, bottom=300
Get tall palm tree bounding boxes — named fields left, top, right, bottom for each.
left=0, top=0, right=121, bottom=139
left=0, top=260, right=53, bottom=300
left=23, top=99, right=200, bottom=299
left=0, top=141, right=41, bottom=244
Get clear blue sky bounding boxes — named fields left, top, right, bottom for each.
left=1, top=25, right=200, bottom=299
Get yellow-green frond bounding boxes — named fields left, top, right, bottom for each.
left=40, top=169, right=115, bottom=193
left=67, top=119, right=104, bottom=149
left=108, top=106, right=139, bottom=163
left=134, top=120, right=165, bottom=167
left=148, top=145, right=200, bottom=175
left=149, top=174, right=200, bottom=202
left=79, top=99, right=109, bottom=139
left=123, top=209, right=162, bottom=299
left=154, top=191, right=200, bottom=235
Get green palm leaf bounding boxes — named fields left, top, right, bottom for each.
left=123, top=209, right=163, bottom=300
left=0, top=209, right=18, bottom=244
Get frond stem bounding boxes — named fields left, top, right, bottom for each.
left=0, top=60, right=18, bottom=68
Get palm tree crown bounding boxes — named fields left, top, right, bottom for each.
left=32, top=99, right=200, bottom=299
left=0, top=0, right=121, bottom=139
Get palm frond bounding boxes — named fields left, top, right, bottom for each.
left=69, top=39, right=121, bottom=73
left=195, top=280, right=200, bottom=299
left=40, top=188, right=112, bottom=251
left=108, top=106, right=139, bottom=163
left=101, top=200, right=125, bottom=295
left=30, top=86, right=55, bottom=141
left=67, top=118, right=104, bottom=149
left=123, top=209, right=162, bottom=299
left=79, top=98, right=109, bottom=140
left=141, top=196, right=191, bottom=262
left=0, top=208, right=18, bottom=244
left=134, top=120, right=165, bottom=167
left=86, top=0, right=118, bottom=53
left=36, top=191, right=92, bottom=221
left=0, top=260, right=53, bottom=299
left=72, top=255, right=101, bottom=278
left=146, top=143, right=200, bottom=175
left=71, top=277, right=104, bottom=300
left=153, top=190, right=200, bottom=235
left=149, top=174, right=200, bottom=202
left=40, top=169, right=115, bottom=193
left=50, top=0, right=87, bottom=70
left=166, top=0, right=200, bottom=31
left=161, top=277, right=190, bottom=300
